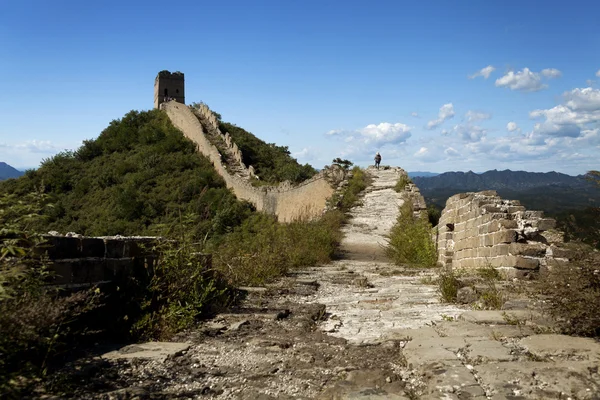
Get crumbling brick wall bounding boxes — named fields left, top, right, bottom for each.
left=436, top=190, right=567, bottom=279
left=40, top=235, right=211, bottom=287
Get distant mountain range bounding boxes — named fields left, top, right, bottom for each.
left=407, top=171, right=440, bottom=178
left=412, top=169, right=600, bottom=214
left=0, top=162, right=24, bottom=180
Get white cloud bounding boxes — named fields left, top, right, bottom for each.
left=507, top=122, right=519, bottom=132
left=469, top=65, right=495, bottom=79
left=596, top=69, right=600, bottom=78
left=530, top=87, right=600, bottom=137
left=411, top=112, right=419, bottom=117
left=326, top=129, right=343, bottom=136
left=495, top=68, right=548, bottom=92
left=444, top=147, right=460, bottom=157
left=0, top=140, right=77, bottom=169
left=541, top=68, right=562, bottom=78
left=292, top=147, right=317, bottom=161
left=453, top=124, right=487, bottom=142
left=359, top=122, right=412, bottom=145
left=466, top=110, right=491, bottom=122
left=427, top=103, right=455, bottom=129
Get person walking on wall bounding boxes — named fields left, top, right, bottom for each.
left=374, top=152, right=382, bottom=170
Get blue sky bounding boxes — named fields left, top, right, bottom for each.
left=1, top=1, right=599, bottom=175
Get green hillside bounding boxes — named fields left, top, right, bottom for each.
left=0, top=109, right=253, bottom=238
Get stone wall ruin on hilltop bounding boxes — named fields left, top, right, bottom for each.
left=161, top=101, right=346, bottom=222
left=436, top=190, right=570, bottom=279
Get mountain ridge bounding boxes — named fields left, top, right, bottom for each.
left=0, top=162, right=24, bottom=180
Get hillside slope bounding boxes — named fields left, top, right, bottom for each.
left=0, top=110, right=255, bottom=237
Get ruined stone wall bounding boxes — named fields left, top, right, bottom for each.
left=161, top=101, right=344, bottom=222
left=41, top=235, right=209, bottom=287
left=436, top=191, right=567, bottom=279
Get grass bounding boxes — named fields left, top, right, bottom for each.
left=437, top=268, right=461, bottom=303
left=394, top=174, right=412, bottom=192
left=386, top=200, right=437, bottom=268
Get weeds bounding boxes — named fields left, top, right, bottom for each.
left=329, top=166, right=372, bottom=213
left=386, top=200, right=437, bottom=267
left=394, top=175, right=411, bottom=192
left=438, top=268, right=461, bottom=303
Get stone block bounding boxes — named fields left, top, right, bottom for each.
left=104, top=239, right=126, bottom=258
left=504, top=267, right=537, bottom=280
left=507, top=205, right=526, bottom=213
left=80, top=238, right=106, bottom=258
left=490, top=255, right=516, bottom=268
left=524, top=210, right=544, bottom=219
left=487, top=221, right=500, bottom=233
left=547, top=258, right=569, bottom=268
left=494, top=243, right=510, bottom=257
left=42, top=236, right=81, bottom=259
left=493, top=230, right=517, bottom=245
left=499, top=219, right=518, bottom=229
left=509, top=243, right=545, bottom=257
left=514, top=256, right=539, bottom=270
left=548, top=245, right=573, bottom=258
left=483, top=234, right=494, bottom=247
left=533, top=218, right=556, bottom=231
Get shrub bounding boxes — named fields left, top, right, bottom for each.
left=328, top=166, right=371, bottom=213
left=386, top=200, right=437, bottom=267
left=394, top=175, right=412, bottom=192
left=212, top=211, right=343, bottom=286
left=130, top=238, right=230, bottom=341
left=541, top=247, right=600, bottom=337
left=438, top=268, right=460, bottom=303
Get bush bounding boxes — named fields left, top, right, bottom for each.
left=394, top=175, right=411, bottom=192
left=0, top=193, right=101, bottom=396
left=328, top=166, right=371, bottom=213
left=212, top=211, right=343, bottom=286
left=542, top=247, right=600, bottom=337
left=438, top=268, right=460, bottom=303
left=386, top=200, right=437, bottom=267
left=130, top=238, right=230, bottom=341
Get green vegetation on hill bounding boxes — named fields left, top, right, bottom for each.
left=0, top=110, right=253, bottom=238
left=0, top=109, right=373, bottom=395
left=219, top=121, right=317, bottom=184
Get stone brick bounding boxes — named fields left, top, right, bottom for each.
left=104, top=239, right=126, bottom=258
left=493, top=230, right=517, bottom=245
left=548, top=245, right=573, bottom=258
left=509, top=243, right=546, bottom=257
left=484, top=234, right=494, bottom=247
left=495, top=243, right=510, bottom=256
left=487, top=221, right=500, bottom=233
left=499, top=219, right=518, bottom=229
left=514, top=256, right=539, bottom=270
left=504, top=267, right=538, bottom=280
left=80, top=238, right=106, bottom=258
left=507, top=205, right=526, bottom=213
left=533, top=218, right=556, bottom=231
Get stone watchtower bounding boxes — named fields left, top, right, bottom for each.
left=154, top=70, right=185, bottom=109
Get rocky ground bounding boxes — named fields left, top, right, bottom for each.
left=44, top=167, right=600, bottom=399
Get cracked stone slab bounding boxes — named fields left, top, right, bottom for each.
left=101, top=342, right=190, bottom=361
left=518, top=334, right=600, bottom=361
left=464, top=339, right=515, bottom=363
left=475, top=361, right=600, bottom=399
left=459, top=310, right=541, bottom=325
left=422, top=361, right=484, bottom=398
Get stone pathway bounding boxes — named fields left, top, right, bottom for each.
left=299, top=167, right=600, bottom=399
left=296, top=167, right=464, bottom=344
left=78, top=166, right=600, bottom=400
